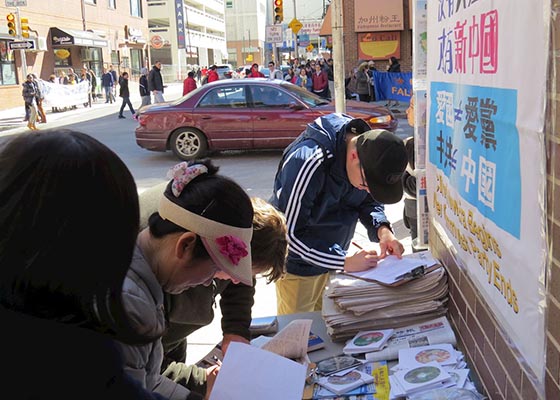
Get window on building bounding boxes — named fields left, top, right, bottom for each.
left=109, top=0, right=116, bottom=9
left=130, top=0, right=142, bottom=17
left=0, top=40, right=17, bottom=85
left=54, top=48, right=72, bottom=67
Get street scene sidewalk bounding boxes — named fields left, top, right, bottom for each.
left=0, top=81, right=186, bottom=134
left=0, top=81, right=408, bottom=134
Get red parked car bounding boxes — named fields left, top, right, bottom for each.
left=135, top=79, right=398, bottom=160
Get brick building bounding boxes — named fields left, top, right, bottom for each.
left=0, top=0, right=149, bottom=111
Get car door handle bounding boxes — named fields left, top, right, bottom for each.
left=201, top=116, right=212, bottom=120
left=257, top=116, right=267, bottom=120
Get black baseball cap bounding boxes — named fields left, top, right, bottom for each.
left=356, top=129, right=408, bottom=204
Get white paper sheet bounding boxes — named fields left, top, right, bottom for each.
left=209, top=342, right=307, bottom=400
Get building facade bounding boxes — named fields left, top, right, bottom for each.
left=147, top=0, right=227, bottom=82
left=0, top=0, right=149, bottom=112
left=224, top=0, right=267, bottom=68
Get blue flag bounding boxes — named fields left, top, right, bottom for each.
left=373, top=71, right=412, bottom=102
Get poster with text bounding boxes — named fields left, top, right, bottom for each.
left=426, top=0, right=549, bottom=381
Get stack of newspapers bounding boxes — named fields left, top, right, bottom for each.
left=322, top=252, right=449, bottom=342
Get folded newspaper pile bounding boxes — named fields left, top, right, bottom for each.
left=322, top=256, right=449, bottom=342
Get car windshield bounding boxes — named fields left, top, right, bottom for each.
left=282, top=83, right=330, bottom=107
left=168, top=86, right=203, bottom=105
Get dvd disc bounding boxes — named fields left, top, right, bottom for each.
left=353, top=332, right=384, bottom=346
left=327, top=371, right=361, bottom=385
left=415, top=348, right=452, bottom=364
left=317, top=355, right=360, bottom=375
left=403, top=365, right=441, bottom=384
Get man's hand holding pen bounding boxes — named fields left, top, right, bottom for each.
left=344, top=241, right=379, bottom=272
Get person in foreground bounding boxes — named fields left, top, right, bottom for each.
left=270, top=114, right=409, bottom=315
left=0, top=130, right=166, bottom=399
left=117, top=159, right=254, bottom=400
left=138, top=186, right=287, bottom=394
left=161, top=197, right=286, bottom=394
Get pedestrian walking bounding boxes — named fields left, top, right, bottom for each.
left=182, top=71, right=197, bottom=96
left=21, top=74, right=38, bottom=130
left=117, top=72, right=135, bottom=119
left=134, top=67, right=151, bottom=120
left=207, top=65, right=219, bottom=83
left=101, top=68, right=114, bottom=104
left=109, top=64, right=118, bottom=102
left=148, top=61, right=165, bottom=103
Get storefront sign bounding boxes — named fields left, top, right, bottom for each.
left=358, top=31, right=400, bottom=60
left=150, top=35, right=164, bottom=49
left=354, top=0, right=403, bottom=32
left=426, top=0, right=549, bottom=381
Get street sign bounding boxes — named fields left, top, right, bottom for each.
left=266, top=25, right=283, bottom=44
left=306, top=44, right=314, bottom=52
left=5, top=0, right=27, bottom=6
left=8, top=40, right=34, bottom=50
left=288, top=18, right=303, bottom=35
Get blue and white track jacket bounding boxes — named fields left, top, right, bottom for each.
left=270, top=113, right=391, bottom=276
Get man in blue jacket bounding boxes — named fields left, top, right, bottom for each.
left=270, top=113, right=408, bottom=315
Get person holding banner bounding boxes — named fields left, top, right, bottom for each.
left=21, top=74, right=38, bottom=131
left=355, top=62, right=371, bottom=102
left=386, top=57, right=401, bottom=107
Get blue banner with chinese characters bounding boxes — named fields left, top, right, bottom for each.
left=373, top=71, right=412, bottom=102
left=429, top=82, right=520, bottom=238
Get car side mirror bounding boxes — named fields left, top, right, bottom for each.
left=289, top=102, right=304, bottom=110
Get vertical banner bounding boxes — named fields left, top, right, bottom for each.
left=175, top=0, right=186, bottom=49
left=426, top=1, right=549, bottom=380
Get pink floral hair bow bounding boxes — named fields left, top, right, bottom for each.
left=167, top=162, right=208, bottom=197
left=216, top=235, right=248, bottom=265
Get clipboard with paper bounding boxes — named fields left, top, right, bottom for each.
left=342, top=251, right=440, bottom=286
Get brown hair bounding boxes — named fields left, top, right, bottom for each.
left=250, top=197, right=287, bottom=283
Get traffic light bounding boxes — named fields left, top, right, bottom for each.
left=273, top=0, right=283, bottom=24
left=6, top=13, right=16, bottom=37
left=21, top=17, right=29, bottom=38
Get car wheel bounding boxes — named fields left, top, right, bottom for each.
left=170, top=128, right=208, bottom=160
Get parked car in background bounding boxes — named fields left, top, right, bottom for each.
left=135, top=79, right=398, bottom=161
left=216, top=64, right=233, bottom=79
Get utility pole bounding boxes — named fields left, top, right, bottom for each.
left=292, top=0, right=297, bottom=60
left=15, top=7, right=28, bottom=77
left=331, top=0, right=345, bottom=113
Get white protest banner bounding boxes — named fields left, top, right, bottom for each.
left=39, top=80, right=90, bottom=108
left=426, top=1, right=549, bottom=381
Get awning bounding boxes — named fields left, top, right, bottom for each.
left=49, top=27, right=108, bottom=47
left=319, top=5, right=332, bottom=36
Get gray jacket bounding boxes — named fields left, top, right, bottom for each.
left=117, top=246, right=193, bottom=400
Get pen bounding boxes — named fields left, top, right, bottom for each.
left=351, top=241, right=363, bottom=250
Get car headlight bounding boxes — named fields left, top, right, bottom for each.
left=368, top=115, right=392, bottom=124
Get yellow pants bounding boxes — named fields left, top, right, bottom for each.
left=275, top=272, right=330, bottom=315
